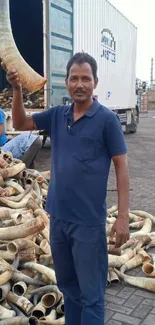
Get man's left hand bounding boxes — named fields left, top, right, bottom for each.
left=109, top=216, right=129, bottom=248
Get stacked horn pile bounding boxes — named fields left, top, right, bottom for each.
left=0, top=149, right=64, bottom=324
left=107, top=205, right=155, bottom=292
left=0, top=88, right=45, bottom=109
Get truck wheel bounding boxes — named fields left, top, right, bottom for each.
left=130, top=114, right=137, bottom=133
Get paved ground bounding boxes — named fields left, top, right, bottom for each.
left=35, top=111, right=155, bottom=325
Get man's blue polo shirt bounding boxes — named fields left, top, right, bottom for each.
left=33, top=100, right=127, bottom=226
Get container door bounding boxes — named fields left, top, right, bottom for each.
left=48, top=0, right=73, bottom=107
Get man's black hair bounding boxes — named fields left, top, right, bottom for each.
left=66, top=52, right=98, bottom=80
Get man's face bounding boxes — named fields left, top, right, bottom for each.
left=66, top=63, right=98, bottom=104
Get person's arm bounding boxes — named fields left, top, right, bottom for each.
left=1, top=63, right=53, bottom=132
left=12, top=85, right=35, bottom=130
left=110, top=154, right=130, bottom=247
left=104, top=112, right=130, bottom=247
left=1, top=63, right=35, bottom=130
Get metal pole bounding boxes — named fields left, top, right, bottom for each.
left=43, top=0, right=51, bottom=109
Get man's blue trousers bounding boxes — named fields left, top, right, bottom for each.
left=51, top=216, right=108, bottom=325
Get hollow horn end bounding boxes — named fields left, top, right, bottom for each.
left=27, top=77, right=47, bottom=94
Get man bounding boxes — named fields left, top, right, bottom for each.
left=0, top=108, right=41, bottom=168
left=2, top=52, right=129, bottom=325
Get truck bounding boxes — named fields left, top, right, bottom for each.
left=74, top=0, right=138, bottom=133
left=0, top=0, right=138, bottom=136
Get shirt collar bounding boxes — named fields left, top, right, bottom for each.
left=64, top=99, right=100, bottom=117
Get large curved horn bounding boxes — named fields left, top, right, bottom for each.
left=0, top=0, right=47, bottom=92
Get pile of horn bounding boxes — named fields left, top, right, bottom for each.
left=0, top=149, right=64, bottom=324
left=107, top=205, right=155, bottom=293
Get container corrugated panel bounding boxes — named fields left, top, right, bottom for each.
left=74, top=0, right=137, bottom=110
left=50, top=0, right=73, bottom=105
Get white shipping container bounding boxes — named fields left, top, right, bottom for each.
left=74, top=0, right=137, bottom=111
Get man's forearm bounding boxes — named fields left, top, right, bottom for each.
left=116, top=165, right=130, bottom=218
left=12, top=86, right=26, bottom=129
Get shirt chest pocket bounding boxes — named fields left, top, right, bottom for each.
left=73, top=136, right=102, bottom=162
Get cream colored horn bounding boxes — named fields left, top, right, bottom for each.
left=0, top=0, right=47, bottom=92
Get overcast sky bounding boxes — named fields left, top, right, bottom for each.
left=109, top=0, right=154, bottom=83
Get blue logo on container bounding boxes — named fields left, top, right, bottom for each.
left=101, top=29, right=116, bottom=63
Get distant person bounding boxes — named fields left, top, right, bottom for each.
left=2, top=52, right=129, bottom=325
left=0, top=108, right=41, bottom=168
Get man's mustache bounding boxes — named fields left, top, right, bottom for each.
left=74, top=89, right=86, bottom=94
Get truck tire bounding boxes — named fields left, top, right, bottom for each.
left=130, top=113, right=137, bottom=133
